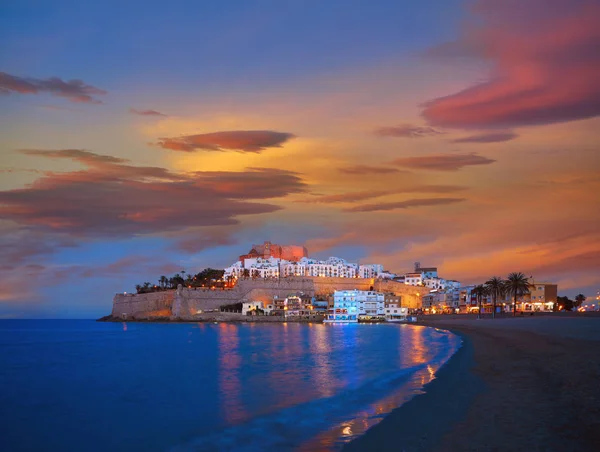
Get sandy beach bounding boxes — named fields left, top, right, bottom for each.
left=345, top=314, right=600, bottom=452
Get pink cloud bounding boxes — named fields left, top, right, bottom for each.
left=0, top=72, right=106, bottom=104
left=422, top=0, right=600, bottom=129
left=129, top=108, right=168, bottom=117
left=374, top=124, right=444, bottom=138
left=451, top=131, right=518, bottom=143
left=157, top=130, right=295, bottom=153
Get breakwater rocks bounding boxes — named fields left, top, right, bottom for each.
left=106, top=277, right=429, bottom=322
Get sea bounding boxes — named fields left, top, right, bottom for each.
left=0, top=320, right=460, bottom=452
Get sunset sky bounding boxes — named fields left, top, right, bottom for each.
left=1, top=0, right=599, bottom=318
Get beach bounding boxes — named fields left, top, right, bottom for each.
left=345, top=314, right=600, bottom=451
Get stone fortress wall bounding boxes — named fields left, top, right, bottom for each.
left=111, top=277, right=429, bottom=321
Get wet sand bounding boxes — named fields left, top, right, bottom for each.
left=344, top=315, right=600, bottom=451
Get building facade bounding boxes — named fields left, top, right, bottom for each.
left=357, top=291, right=385, bottom=318
left=325, top=290, right=360, bottom=323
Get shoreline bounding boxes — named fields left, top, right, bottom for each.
left=345, top=316, right=600, bottom=451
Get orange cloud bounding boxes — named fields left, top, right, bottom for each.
left=0, top=150, right=307, bottom=236
left=345, top=197, right=466, bottom=213
left=391, top=152, right=495, bottom=171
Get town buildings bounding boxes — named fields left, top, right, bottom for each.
left=325, top=290, right=360, bottom=323
left=224, top=244, right=387, bottom=281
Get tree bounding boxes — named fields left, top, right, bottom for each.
left=243, top=268, right=250, bottom=279
left=472, top=285, right=489, bottom=319
left=506, top=272, right=532, bottom=317
left=159, top=275, right=168, bottom=289
left=135, top=284, right=142, bottom=294
left=556, top=295, right=574, bottom=311
left=574, top=294, right=586, bottom=308
left=485, top=276, right=505, bottom=319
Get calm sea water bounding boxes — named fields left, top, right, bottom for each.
left=0, top=320, right=460, bottom=452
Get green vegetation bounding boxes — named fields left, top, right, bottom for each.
left=134, top=268, right=226, bottom=294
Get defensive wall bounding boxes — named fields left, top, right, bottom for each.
left=110, top=277, right=429, bottom=321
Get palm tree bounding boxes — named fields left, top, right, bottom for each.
left=506, top=272, right=532, bottom=316
left=574, top=294, right=586, bottom=308
left=159, top=275, right=168, bottom=289
left=472, top=285, right=489, bottom=319
left=485, top=276, right=505, bottom=319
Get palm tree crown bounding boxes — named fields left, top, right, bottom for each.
left=506, top=272, right=532, bottom=316
left=485, top=276, right=505, bottom=318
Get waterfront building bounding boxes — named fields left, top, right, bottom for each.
left=324, top=290, right=360, bottom=323
left=517, top=282, right=557, bottom=312
left=357, top=291, right=385, bottom=319
left=242, top=301, right=272, bottom=315
left=384, top=294, right=408, bottom=321
left=272, top=294, right=314, bottom=317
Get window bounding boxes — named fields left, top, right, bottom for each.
left=538, top=286, right=543, bottom=291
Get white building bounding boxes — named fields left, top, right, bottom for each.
left=225, top=255, right=385, bottom=280
left=359, top=264, right=384, bottom=279
left=325, top=290, right=360, bottom=323
left=357, top=291, right=385, bottom=318
left=242, top=301, right=272, bottom=315
left=423, top=277, right=461, bottom=291
left=404, top=272, right=423, bottom=286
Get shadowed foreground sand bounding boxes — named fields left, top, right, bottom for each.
left=345, top=315, right=600, bottom=452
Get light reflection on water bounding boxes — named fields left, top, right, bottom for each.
left=181, top=323, right=460, bottom=452
left=0, top=320, right=460, bottom=452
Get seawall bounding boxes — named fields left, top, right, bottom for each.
left=108, top=277, right=429, bottom=321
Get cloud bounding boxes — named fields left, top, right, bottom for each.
left=156, top=130, right=295, bottom=153
left=391, top=152, right=496, bottom=171
left=21, top=148, right=126, bottom=165
left=129, top=108, right=168, bottom=117
left=301, top=185, right=466, bottom=204
left=0, top=150, right=307, bottom=237
left=422, top=0, right=600, bottom=128
left=0, top=72, right=106, bottom=104
left=338, top=165, right=401, bottom=175
left=374, top=124, right=444, bottom=138
left=451, top=131, right=518, bottom=143
left=300, top=190, right=391, bottom=204
left=344, top=197, right=466, bottom=213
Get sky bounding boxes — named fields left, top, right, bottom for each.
left=1, top=0, right=599, bottom=318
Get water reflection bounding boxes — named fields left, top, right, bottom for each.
left=217, top=324, right=245, bottom=424
left=187, top=324, right=460, bottom=452
left=309, top=325, right=334, bottom=398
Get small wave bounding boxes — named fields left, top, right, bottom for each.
left=170, top=364, right=427, bottom=452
